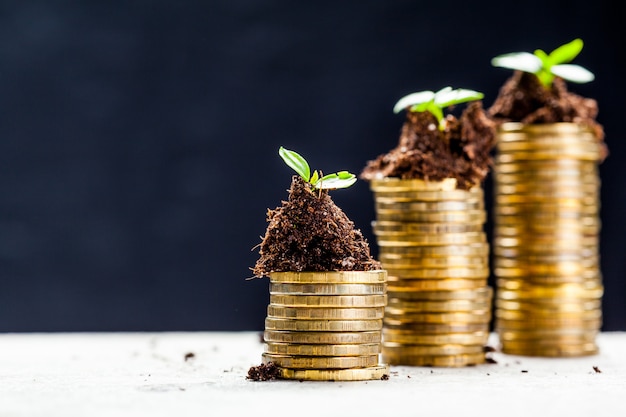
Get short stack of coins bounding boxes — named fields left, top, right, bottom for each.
left=262, top=270, right=389, bottom=380
left=369, top=177, right=493, bottom=367
left=493, top=122, right=604, bottom=357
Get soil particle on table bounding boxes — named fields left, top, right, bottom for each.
left=252, top=176, right=382, bottom=277
left=488, top=70, right=607, bottom=160
left=247, top=362, right=280, bottom=381
left=360, top=101, right=497, bottom=190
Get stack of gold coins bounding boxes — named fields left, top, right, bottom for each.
left=369, top=178, right=493, bottom=367
left=262, top=270, right=389, bottom=380
left=493, top=122, right=604, bottom=357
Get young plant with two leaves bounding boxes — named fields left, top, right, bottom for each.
left=278, top=146, right=356, bottom=194
left=491, top=38, right=594, bottom=88
left=393, top=86, right=484, bottom=131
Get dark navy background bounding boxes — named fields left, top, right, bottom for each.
left=0, top=1, right=624, bottom=332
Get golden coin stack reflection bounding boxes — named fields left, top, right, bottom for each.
left=262, top=271, right=389, bottom=380
left=493, top=123, right=604, bottom=357
left=370, top=178, right=493, bottom=367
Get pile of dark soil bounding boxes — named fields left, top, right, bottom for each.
left=488, top=71, right=607, bottom=159
left=247, top=361, right=280, bottom=381
left=252, top=176, right=381, bottom=277
left=360, top=101, right=497, bottom=190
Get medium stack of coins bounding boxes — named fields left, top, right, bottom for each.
left=493, top=123, right=604, bottom=357
left=262, top=270, right=389, bottom=380
left=369, top=178, right=493, bottom=367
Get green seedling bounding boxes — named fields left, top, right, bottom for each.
left=278, top=146, right=357, bottom=191
left=393, top=86, right=484, bottom=130
left=491, top=38, right=595, bottom=87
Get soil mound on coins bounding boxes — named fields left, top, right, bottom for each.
left=488, top=71, right=607, bottom=158
left=360, top=101, right=496, bottom=190
left=252, top=176, right=381, bottom=277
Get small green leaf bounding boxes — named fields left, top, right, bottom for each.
left=316, top=172, right=357, bottom=190
left=426, top=102, right=444, bottom=125
left=534, top=49, right=549, bottom=66
left=548, top=38, right=584, bottom=65
left=435, top=88, right=484, bottom=109
left=310, top=170, right=319, bottom=185
left=393, top=91, right=435, bottom=114
left=279, top=146, right=310, bottom=182
left=491, top=52, right=543, bottom=73
left=551, top=64, right=595, bottom=83
left=536, top=69, right=554, bottom=87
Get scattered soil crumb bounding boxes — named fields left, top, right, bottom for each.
left=381, top=374, right=390, bottom=380
left=184, top=352, right=195, bottom=362
left=593, top=366, right=602, bottom=373
left=247, top=362, right=280, bottom=381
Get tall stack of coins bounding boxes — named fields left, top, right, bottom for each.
left=493, top=122, right=604, bottom=357
left=262, top=270, right=389, bottom=380
left=369, top=178, right=493, bottom=367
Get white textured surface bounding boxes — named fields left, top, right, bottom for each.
left=1, top=331, right=625, bottom=416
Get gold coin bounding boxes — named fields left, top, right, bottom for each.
left=499, top=342, right=599, bottom=357
left=376, top=199, right=483, bottom=213
left=264, top=317, right=383, bottom=332
left=385, top=267, right=489, bottom=279
left=380, top=255, right=488, bottom=269
left=495, top=214, right=600, bottom=227
left=494, top=249, right=600, bottom=268
left=267, top=305, right=386, bottom=320
left=386, top=298, right=491, bottom=313
left=269, top=270, right=387, bottom=284
left=497, top=139, right=602, bottom=153
left=495, top=317, right=602, bottom=331
left=269, top=282, right=386, bottom=295
left=493, top=223, right=601, bottom=236
left=495, top=194, right=598, bottom=206
left=495, top=299, right=601, bottom=313
left=493, top=224, right=600, bottom=237
left=379, top=243, right=489, bottom=258
left=493, top=236, right=598, bottom=251
left=495, top=274, right=602, bottom=288
left=262, top=353, right=380, bottom=369
left=278, top=364, right=390, bottom=381
left=375, top=209, right=486, bottom=223
left=493, top=265, right=600, bottom=279
left=373, top=188, right=483, bottom=202
left=388, top=286, right=493, bottom=301
left=263, top=330, right=382, bottom=345
left=372, top=220, right=484, bottom=235
left=495, top=283, right=603, bottom=299
left=376, top=232, right=486, bottom=246
left=493, top=204, right=598, bottom=216
left=494, top=171, right=599, bottom=183
left=495, top=182, right=599, bottom=196
left=269, top=294, right=388, bottom=307
left=497, top=330, right=598, bottom=343
left=382, top=329, right=489, bottom=345
left=387, top=278, right=488, bottom=291
left=493, top=246, right=599, bottom=261
left=382, top=342, right=485, bottom=356
left=383, top=351, right=487, bottom=367
left=496, top=164, right=598, bottom=178
left=495, top=148, right=603, bottom=162
left=264, top=342, right=381, bottom=357
left=370, top=177, right=459, bottom=192
left=384, top=310, right=491, bottom=324
left=496, top=121, right=598, bottom=137
left=494, top=308, right=602, bottom=321
left=383, top=321, right=489, bottom=334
